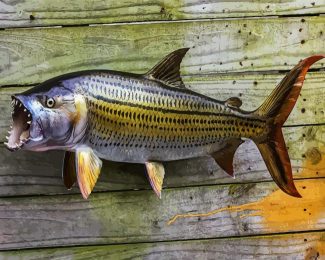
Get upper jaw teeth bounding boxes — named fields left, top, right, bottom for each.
left=6, top=98, right=33, bottom=151
left=11, top=97, right=32, bottom=120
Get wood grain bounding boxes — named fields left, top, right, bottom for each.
left=0, top=179, right=324, bottom=249
left=1, top=2, right=325, bottom=255
left=0, top=16, right=325, bottom=86
left=0, top=124, right=323, bottom=197
left=1, top=72, right=324, bottom=140
left=0, top=232, right=324, bottom=259
left=1, top=0, right=324, bottom=28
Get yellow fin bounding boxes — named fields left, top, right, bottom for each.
left=76, top=148, right=102, bottom=199
left=62, top=151, right=77, bottom=190
left=145, top=161, right=165, bottom=199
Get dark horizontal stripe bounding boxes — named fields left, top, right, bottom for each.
left=90, top=93, right=265, bottom=124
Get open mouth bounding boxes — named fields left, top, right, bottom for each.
left=5, top=97, right=32, bottom=151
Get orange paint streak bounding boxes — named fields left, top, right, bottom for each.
left=168, top=147, right=325, bottom=233
left=305, top=236, right=325, bottom=259
left=168, top=179, right=325, bottom=230
left=316, top=239, right=325, bottom=255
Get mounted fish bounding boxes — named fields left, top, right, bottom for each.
left=5, top=49, right=324, bottom=199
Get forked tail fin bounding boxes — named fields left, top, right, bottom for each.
left=253, top=55, right=324, bottom=198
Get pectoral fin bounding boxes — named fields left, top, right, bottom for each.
left=76, top=148, right=102, bottom=199
left=145, top=161, right=165, bottom=199
left=62, top=151, right=77, bottom=190
left=211, top=139, right=244, bottom=177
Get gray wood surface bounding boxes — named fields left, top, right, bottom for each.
left=0, top=231, right=324, bottom=259
left=1, top=1, right=325, bottom=256
left=1, top=0, right=325, bottom=28
left=1, top=16, right=325, bottom=86
left=0, top=179, right=324, bottom=250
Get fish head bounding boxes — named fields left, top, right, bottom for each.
left=5, top=81, right=88, bottom=152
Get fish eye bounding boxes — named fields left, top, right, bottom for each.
left=46, top=97, right=56, bottom=108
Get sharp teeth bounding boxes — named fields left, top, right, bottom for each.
left=24, top=109, right=27, bottom=112
left=19, top=103, right=22, bottom=107
left=27, top=121, right=31, bottom=124
left=5, top=136, right=9, bottom=140
left=28, top=114, right=31, bottom=117
left=7, top=130, right=11, bottom=134
left=4, top=142, right=8, bottom=146
left=15, top=100, right=18, bottom=105
left=10, top=126, right=12, bottom=129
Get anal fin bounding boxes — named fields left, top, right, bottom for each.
left=145, top=161, right=165, bottom=199
left=62, top=151, right=77, bottom=190
left=211, top=139, right=244, bottom=177
left=76, top=148, right=103, bottom=199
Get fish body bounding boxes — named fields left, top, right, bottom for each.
left=79, top=71, right=265, bottom=163
left=5, top=48, right=324, bottom=199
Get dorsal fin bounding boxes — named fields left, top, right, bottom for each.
left=225, top=97, right=242, bottom=108
left=144, top=48, right=189, bottom=88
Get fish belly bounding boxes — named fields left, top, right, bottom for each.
left=91, top=140, right=227, bottom=163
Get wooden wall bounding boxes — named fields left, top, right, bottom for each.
left=0, top=0, right=325, bottom=258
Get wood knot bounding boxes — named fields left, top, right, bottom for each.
left=305, top=147, right=322, bottom=165
left=305, top=246, right=320, bottom=260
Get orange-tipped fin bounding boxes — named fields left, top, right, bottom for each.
left=256, top=128, right=301, bottom=198
left=254, top=55, right=325, bottom=125
left=76, top=148, right=102, bottom=199
left=145, top=161, right=165, bottom=199
left=253, top=54, right=324, bottom=198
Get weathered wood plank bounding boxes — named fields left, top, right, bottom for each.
left=0, top=125, right=323, bottom=197
left=1, top=16, right=324, bottom=86
left=1, top=72, right=324, bottom=136
left=0, top=179, right=324, bottom=249
left=1, top=0, right=325, bottom=28
left=0, top=232, right=324, bottom=259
